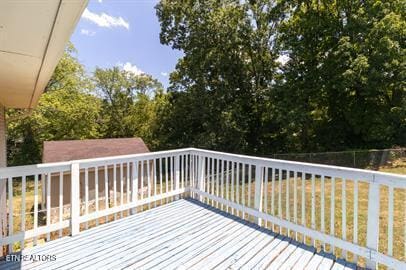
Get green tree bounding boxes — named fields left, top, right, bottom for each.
left=156, top=0, right=284, bottom=154
left=156, top=0, right=405, bottom=154
left=94, top=67, right=165, bottom=148
left=276, top=0, right=406, bottom=151
left=7, top=44, right=101, bottom=165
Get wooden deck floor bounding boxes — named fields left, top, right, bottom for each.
left=0, top=199, right=357, bottom=270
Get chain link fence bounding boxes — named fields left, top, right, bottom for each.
left=269, top=148, right=406, bottom=170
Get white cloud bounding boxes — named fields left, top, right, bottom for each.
left=97, top=0, right=103, bottom=3
left=82, top=8, right=129, bottom=30
left=80, top=29, right=96, bottom=36
left=119, top=62, right=144, bottom=76
left=160, top=72, right=168, bottom=77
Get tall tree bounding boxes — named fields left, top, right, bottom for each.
left=276, top=0, right=406, bottom=151
left=156, top=0, right=283, bottom=154
left=94, top=67, right=165, bottom=148
left=156, top=0, right=405, bottom=154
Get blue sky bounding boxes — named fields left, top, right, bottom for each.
left=70, top=0, right=183, bottom=88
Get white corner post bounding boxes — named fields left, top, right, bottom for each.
left=197, top=155, right=205, bottom=201
left=188, top=153, right=192, bottom=198
left=0, top=103, right=7, bottom=256
left=70, top=162, right=80, bottom=236
left=174, top=155, right=180, bottom=199
left=366, top=175, right=380, bottom=269
left=254, top=165, right=263, bottom=225
left=192, top=154, right=197, bottom=197
left=131, top=160, right=138, bottom=215
left=41, top=173, right=45, bottom=210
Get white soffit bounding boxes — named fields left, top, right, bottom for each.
left=0, top=0, right=88, bottom=108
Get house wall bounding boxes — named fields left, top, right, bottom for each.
left=48, top=161, right=155, bottom=209
left=0, top=104, right=6, bottom=256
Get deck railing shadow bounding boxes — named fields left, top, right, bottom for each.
left=187, top=197, right=363, bottom=269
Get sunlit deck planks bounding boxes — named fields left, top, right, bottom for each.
left=0, top=199, right=355, bottom=270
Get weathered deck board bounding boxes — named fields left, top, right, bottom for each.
left=59, top=206, right=216, bottom=269
left=1, top=199, right=350, bottom=270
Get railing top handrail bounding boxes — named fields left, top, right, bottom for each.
left=190, top=148, right=406, bottom=187
left=76, top=148, right=193, bottom=167
left=271, top=147, right=406, bottom=156
left=0, top=162, right=72, bottom=179
left=0, top=148, right=194, bottom=178
left=1, top=147, right=405, bottom=187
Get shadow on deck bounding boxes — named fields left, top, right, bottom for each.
left=0, top=199, right=357, bottom=270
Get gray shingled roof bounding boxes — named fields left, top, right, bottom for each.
left=42, top=138, right=150, bottom=163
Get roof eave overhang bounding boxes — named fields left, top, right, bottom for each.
left=29, top=0, right=88, bottom=109
left=0, top=0, right=88, bottom=109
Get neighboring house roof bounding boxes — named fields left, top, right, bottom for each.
left=43, top=138, right=150, bottom=163
left=0, top=0, right=88, bottom=108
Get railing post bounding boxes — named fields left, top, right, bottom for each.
left=131, top=161, right=138, bottom=215
left=188, top=153, right=192, bottom=198
left=70, top=162, right=80, bottom=236
left=366, top=175, right=380, bottom=269
left=175, top=155, right=180, bottom=199
left=197, top=155, right=205, bottom=201
left=254, top=164, right=263, bottom=225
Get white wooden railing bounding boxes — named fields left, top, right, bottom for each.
left=1, top=148, right=405, bottom=269
left=0, top=148, right=192, bottom=257
left=190, top=149, right=406, bottom=270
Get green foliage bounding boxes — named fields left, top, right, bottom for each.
left=7, top=44, right=101, bottom=165
left=276, top=0, right=405, bottom=151
left=7, top=45, right=167, bottom=165
left=93, top=67, right=165, bottom=148
left=156, top=0, right=405, bottom=153
left=6, top=1, right=405, bottom=165
left=6, top=44, right=168, bottom=165
left=155, top=0, right=284, bottom=154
